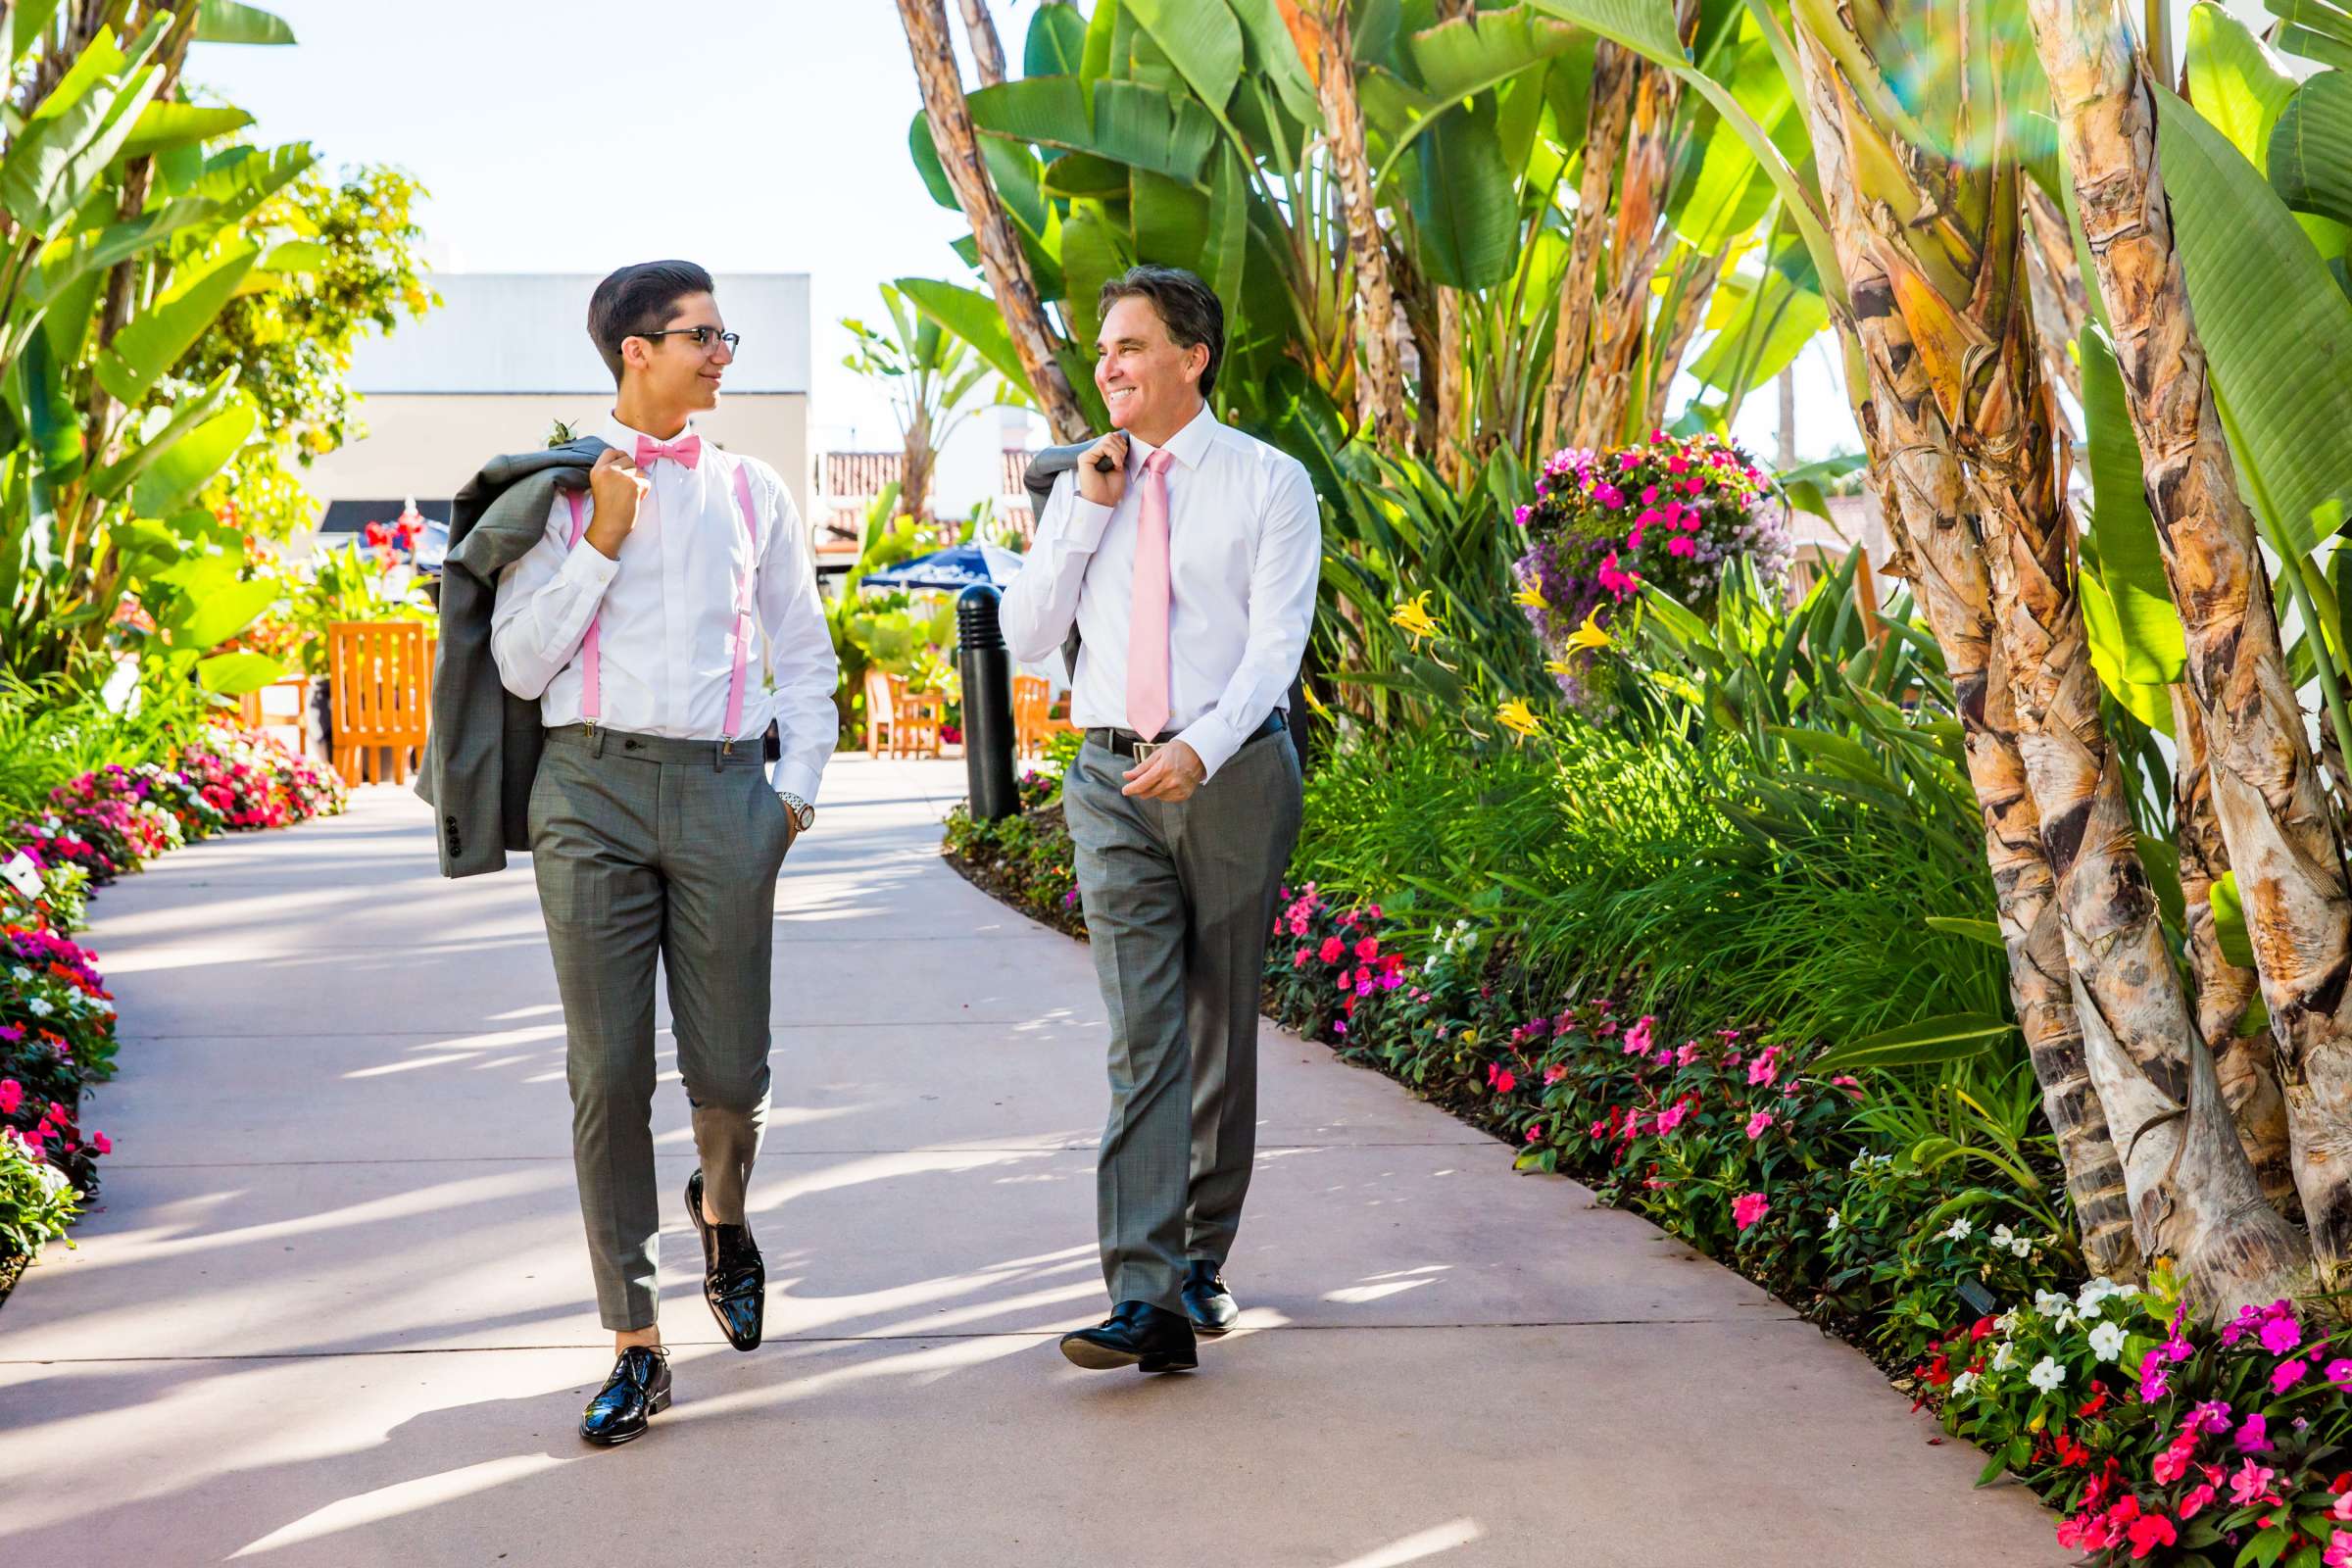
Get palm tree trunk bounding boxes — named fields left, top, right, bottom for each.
left=2022, top=183, right=2087, bottom=403
left=1571, top=45, right=1686, bottom=451
left=956, top=0, right=1007, bottom=87
left=2029, top=0, right=2352, bottom=1285
left=1300, top=0, right=1409, bottom=445
left=1796, top=39, right=2140, bottom=1283
left=2173, top=685, right=2302, bottom=1215
left=1540, top=42, right=1635, bottom=456
left=1800, top=18, right=2311, bottom=1312
left=899, top=0, right=1090, bottom=442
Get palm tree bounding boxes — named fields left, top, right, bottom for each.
left=896, top=0, right=1089, bottom=442
left=1791, top=10, right=2306, bottom=1309
left=2027, top=0, right=2352, bottom=1282
left=842, top=283, right=1004, bottom=526
left=1794, top=44, right=2139, bottom=1285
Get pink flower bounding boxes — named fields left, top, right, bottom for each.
left=2259, top=1309, right=2303, bottom=1355
left=1654, top=1101, right=1691, bottom=1134
left=2326, top=1536, right=2352, bottom=1568
left=1294, top=948, right=1311, bottom=968
left=2229, top=1458, right=2279, bottom=1505
left=1624, top=1015, right=1654, bottom=1054
left=1318, top=937, right=1344, bottom=963
left=1676, top=1043, right=1699, bottom=1067
left=1665, top=535, right=1695, bottom=559
left=0, top=1079, right=18, bottom=1115
left=2137, top=1349, right=2170, bottom=1403
left=1543, top=1064, right=1566, bottom=1086
left=1732, top=1192, right=1769, bottom=1231
left=2151, top=1436, right=2195, bottom=1484
left=2236, top=1413, right=2271, bottom=1453
left=1525, top=1124, right=1544, bottom=1144
left=90, top=1130, right=111, bottom=1155
left=1488, top=1064, right=1517, bottom=1095
left=1746, top=1047, right=1780, bottom=1088
left=1640, top=484, right=1658, bottom=504
left=1353, top=937, right=1379, bottom=961
left=2176, top=1483, right=2217, bottom=1520
left=2328, top=1358, right=2352, bottom=1384
left=2274, top=1357, right=2309, bottom=1395
left=2182, top=1400, right=2233, bottom=1436
left=1744, top=1110, right=1774, bottom=1140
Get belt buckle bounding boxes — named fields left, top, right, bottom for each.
left=1131, top=739, right=1160, bottom=764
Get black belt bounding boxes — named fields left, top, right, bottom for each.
left=1087, top=710, right=1285, bottom=761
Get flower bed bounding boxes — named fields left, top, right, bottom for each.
left=0, top=725, right=343, bottom=1304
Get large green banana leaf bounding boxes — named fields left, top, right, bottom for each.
left=2078, top=325, right=2185, bottom=685
left=895, top=277, right=1029, bottom=391
left=2272, top=72, right=2352, bottom=227
left=195, top=2, right=296, bottom=46
left=1121, top=0, right=1244, bottom=119
left=131, top=397, right=257, bottom=517
left=2161, top=79, right=2352, bottom=563
left=1024, top=2, right=1089, bottom=77
left=93, top=241, right=258, bottom=408
left=1407, top=97, right=1519, bottom=290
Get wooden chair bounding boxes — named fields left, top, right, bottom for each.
left=863, top=668, right=947, bottom=759
left=237, top=675, right=313, bottom=760
left=328, top=621, right=431, bottom=786
left=1012, top=674, right=1051, bottom=760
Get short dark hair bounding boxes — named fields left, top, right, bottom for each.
left=1099, top=265, right=1223, bottom=400
left=586, top=260, right=715, bottom=385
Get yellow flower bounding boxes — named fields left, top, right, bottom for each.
left=1302, top=683, right=1336, bottom=722
left=1494, top=698, right=1542, bottom=741
left=1391, top=591, right=1441, bottom=643
left=1512, top=582, right=1548, bottom=611
left=1564, top=609, right=1611, bottom=655
left=1544, top=659, right=1573, bottom=677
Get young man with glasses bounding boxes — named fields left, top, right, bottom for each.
left=489, top=260, right=838, bottom=1445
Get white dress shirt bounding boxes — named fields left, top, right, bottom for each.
left=999, top=402, right=1320, bottom=780
left=489, top=412, right=839, bottom=804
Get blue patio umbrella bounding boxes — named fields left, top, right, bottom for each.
left=859, top=542, right=1026, bottom=593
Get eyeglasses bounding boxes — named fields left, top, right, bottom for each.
left=634, top=326, right=741, bottom=353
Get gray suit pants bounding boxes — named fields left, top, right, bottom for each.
left=1061, top=729, right=1303, bottom=1311
left=528, top=724, right=793, bottom=1331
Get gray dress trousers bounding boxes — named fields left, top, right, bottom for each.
left=1061, top=727, right=1303, bottom=1312
left=528, top=723, right=794, bottom=1331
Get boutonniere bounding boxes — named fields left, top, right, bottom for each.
left=546, top=418, right=580, bottom=449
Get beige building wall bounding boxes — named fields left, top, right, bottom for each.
left=306, top=391, right=811, bottom=520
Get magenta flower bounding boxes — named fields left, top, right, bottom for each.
left=2259, top=1309, right=2302, bottom=1355
left=2183, top=1399, right=2233, bottom=1436
left=2274, top=1357, right=2309, bottom=1395
left=2236, top=1412, right=2271, bottom=1452
left=0, top=1079, right=18, bottom=1115
left=90, top=1130, right=111, bottom=1155
left=2230, top=1458, right=2279, bottom=1505
left=2327, top=1358, right=2352, bottom=1384
left=1732, top=1192, right=1769, bottom=1231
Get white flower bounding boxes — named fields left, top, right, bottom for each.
left=2034, top=1290, right=2071, bottom=1317
left=25, top=998, right=51, bottom=1017
left=1939, top=1216, right=1974, bottom=1244
left=1990, top=1223, right=2034, bottom=1258
left=1950, top=1371, right=1980, bottom=1396
left=2088, top=1321, right=2127, bottom=1362
left=2028, top=1356, right=2065, bottom=1394
left=1826, top=1209, right=1840, bottom=1233
left=1995, top=1310, right=2019, bottom=1334
left=1990, top=1341, right=2018, bottom=1373
left=2055, top=1307, right=2078, bottom=1331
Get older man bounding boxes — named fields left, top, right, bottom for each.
left=1001, top=265, right=1319, bottom=1374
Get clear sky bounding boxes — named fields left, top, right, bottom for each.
left=183, top=0, right=1025, bottom=465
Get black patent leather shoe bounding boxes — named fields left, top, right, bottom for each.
left=579, top=1346, right=671, bottom=1446
left=1059, top=1299, right=1199, bottom=1373
left=1181, top=1260, right=1239, bottom=1336
left=686, top=1169, right=764, bottom=1351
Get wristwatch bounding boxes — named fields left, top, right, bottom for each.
left=776, top=791, right=815, bottom=832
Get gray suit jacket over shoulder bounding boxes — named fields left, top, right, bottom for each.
left=415, top=437, right=611, bottom=877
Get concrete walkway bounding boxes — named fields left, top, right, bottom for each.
left=1, top=758, right=2063, bottom=1566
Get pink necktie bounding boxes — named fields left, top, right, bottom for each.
left=1126, top=448, right=1175, bottom=740
left=633, top=432, right=702, bottom=469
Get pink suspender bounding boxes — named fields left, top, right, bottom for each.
left=563, top=455, right=762, bottom=737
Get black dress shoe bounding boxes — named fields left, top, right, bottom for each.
left=1181, top=1260, right=1239, bottom=1336
left=579, top=1345, right=671, bottom=1446
left=686, top=1168, right=764, bottom=1351
left=1059, top=1299, right=1199, bottom=1373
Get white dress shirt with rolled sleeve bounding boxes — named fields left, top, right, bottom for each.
left=488, top=412, right=840, bottom=804
left=998, top=403, right=1320, bottom=781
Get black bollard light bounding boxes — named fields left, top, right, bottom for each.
left=956, top=583, right=1020, bottom=822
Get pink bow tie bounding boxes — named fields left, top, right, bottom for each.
left=633, top=432, right=702, bottom=469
